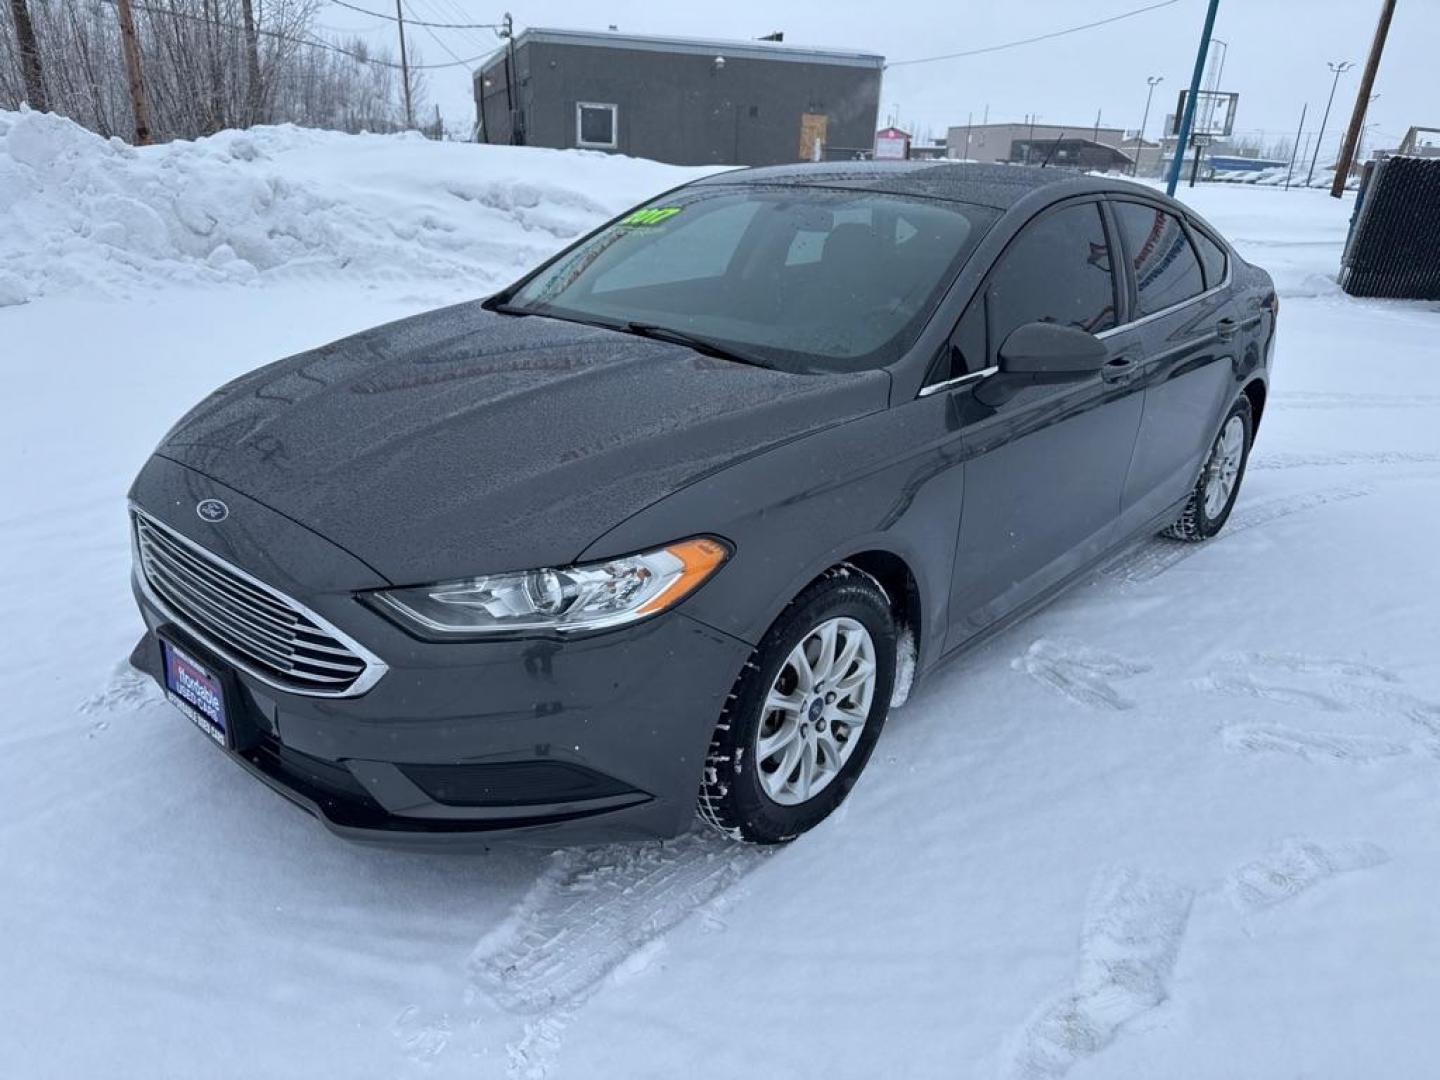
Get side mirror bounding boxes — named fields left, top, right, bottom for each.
left=997, top=322, right=1109, bottom=377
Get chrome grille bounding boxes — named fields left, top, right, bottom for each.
left=133, top=512, right=384, bottom=696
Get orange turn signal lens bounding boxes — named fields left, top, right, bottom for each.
left=636, top=537, right=730, bottom=614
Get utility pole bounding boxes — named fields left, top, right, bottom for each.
left=1166, top=0, right=1220, bottom=197
left=239, top=0, right=262, bottom=125
left=114, top=0, right=152, bottom=144
left=8, top=0, right=48, bottom=111
left=1330, top=0, right=1397, bottom=198
left=500, top=12, right=520, bottom=144
left=1136, top=75, right=1163, bottom=176
left=395, top=0, right=414, bottom=129
left=1306, top=60, right=1353, bottom=187
left=1283, top=102, right=1307, bottom=190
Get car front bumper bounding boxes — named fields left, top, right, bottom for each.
left=128, top=461, right=751, bottom=849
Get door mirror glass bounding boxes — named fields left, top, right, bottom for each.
left=997, top=322, right=1108, bottom=376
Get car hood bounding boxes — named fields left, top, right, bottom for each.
left=156, top=302, right=889, bottom=584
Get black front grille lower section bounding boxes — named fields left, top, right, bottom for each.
left=134, top=513, right=372, bottom=695
left=401, top=761, right=642, bottom=807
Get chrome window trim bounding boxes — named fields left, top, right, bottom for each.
left=918, top=365, right=999, bottom=397
left=1098, top=197, right=1235, bottom=339
left=918, top=193, right=1236, bottom=398
left=1094, top=266, right=1232, bottom=340
left=130, top=505, right=389, bottom=698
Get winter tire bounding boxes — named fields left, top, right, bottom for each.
left=1164, top=394, right=1253, bottom=542
left=698, top=568, right=897, bottom=844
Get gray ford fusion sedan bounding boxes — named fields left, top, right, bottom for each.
left=128, top=161, right=1277, bottom=847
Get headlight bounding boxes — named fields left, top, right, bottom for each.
left=370, top=537, right=730, bottom=637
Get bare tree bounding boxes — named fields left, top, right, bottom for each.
left=7, top=0, right=48, bottom=109
left=0, top=0, right=428, bottom=142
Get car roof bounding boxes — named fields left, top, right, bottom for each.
left=692, top=160, right=1162, bottom=212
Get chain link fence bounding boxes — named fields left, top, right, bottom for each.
left=1339, top=156, right=1440, bottom=300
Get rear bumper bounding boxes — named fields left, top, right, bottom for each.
left=127, top=460, right=752, bottom=849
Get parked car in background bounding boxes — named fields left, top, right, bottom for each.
left=127, top=161, right=1277, bottom=846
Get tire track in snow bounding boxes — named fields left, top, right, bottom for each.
left=1229, top=838, right=1389, bottom=911
left=79, top=661, right=163, bottom=719
left=1006, top=868, right=1193, bottom=1079
left=1103, top=483, right=1375, bottom=584
left=1223, top=653, right=1401, bottom=683
left=1013, top=639, right=1151, bottom=711
left=1334, top=683, right=1440, bottom=735
left=467, top=830, right=769, bottom=1078
left=1269, top=391, right=1440, bottom=411
left=1200, top=653, right=1440, bottom=736
left=1195, top=672, right=1351, bottom=712
left=1222, top=723, right=1413, bottom=764
left=1250, top=449, right=1440, bottom=471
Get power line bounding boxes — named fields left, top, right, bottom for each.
left=101, top=0, right=494, bottom=69
left=403, top=0, right=478, bottom=72
left=327, top=0, right=499, bottom=30
left=406, top=0, right=501, bottom=57
left=888, top=0, right=1184, bottom=67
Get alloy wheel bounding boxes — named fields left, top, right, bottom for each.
left=753, top=616, right=878, bottom=806
left=1203, top=415, right=1246, bottom=518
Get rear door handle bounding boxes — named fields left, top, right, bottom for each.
left=1101, top=356, right=1137, bottom=384
left=1216, top=317, right=1240, bottom=341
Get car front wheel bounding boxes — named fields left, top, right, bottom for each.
left=698, top=568, right=896, bottom=844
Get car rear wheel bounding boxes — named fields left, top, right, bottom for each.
left=698, top=568, right=896, bottom=844
left=1164, top=395, right=1253, bottom=542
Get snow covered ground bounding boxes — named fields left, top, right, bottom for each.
left=3, top=111, right=1439, bottom=1079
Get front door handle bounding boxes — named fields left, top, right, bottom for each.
left=1101, top=356, right=1137, bottom=384
left=1216, top=317, right=1240, bottom=341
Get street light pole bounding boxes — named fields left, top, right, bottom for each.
left=1166, top=0, right=1220, bottom=197
left=1305, top=60, right=1353, bottom=187
left=1136, top=75, right=1163, bottom=176
left=1283, top=102, right=1307, bottom=191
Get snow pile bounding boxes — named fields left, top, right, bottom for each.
left=0, top=108, right=716, bottom=305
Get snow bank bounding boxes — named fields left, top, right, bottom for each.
left=0, top=108, right=716, bottom=305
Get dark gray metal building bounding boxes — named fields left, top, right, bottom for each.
left=474, top=28, right=884, bottom=167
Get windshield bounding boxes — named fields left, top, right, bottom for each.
left=502, top=186, right=997, bottom=373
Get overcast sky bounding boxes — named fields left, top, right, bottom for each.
left=321, top=0, right=1435, bottom=156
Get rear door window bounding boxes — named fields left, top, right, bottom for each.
left=1112, top=201, right=1206, bottom=316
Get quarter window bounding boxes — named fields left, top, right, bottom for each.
left=1113, top=201, right=1206, bottom=316
left=1190, top=225, right=1228, bottom=289
left=576, top=102, right=618, bottom=149
left=986, top=201, right=1119, bottom=356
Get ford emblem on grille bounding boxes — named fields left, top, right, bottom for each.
left=196, top=498, right=229, bottom=523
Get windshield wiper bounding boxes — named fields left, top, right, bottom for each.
left=483, top=295, right=532, bottom=317
left=623, top=322, right=770, bottom=369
